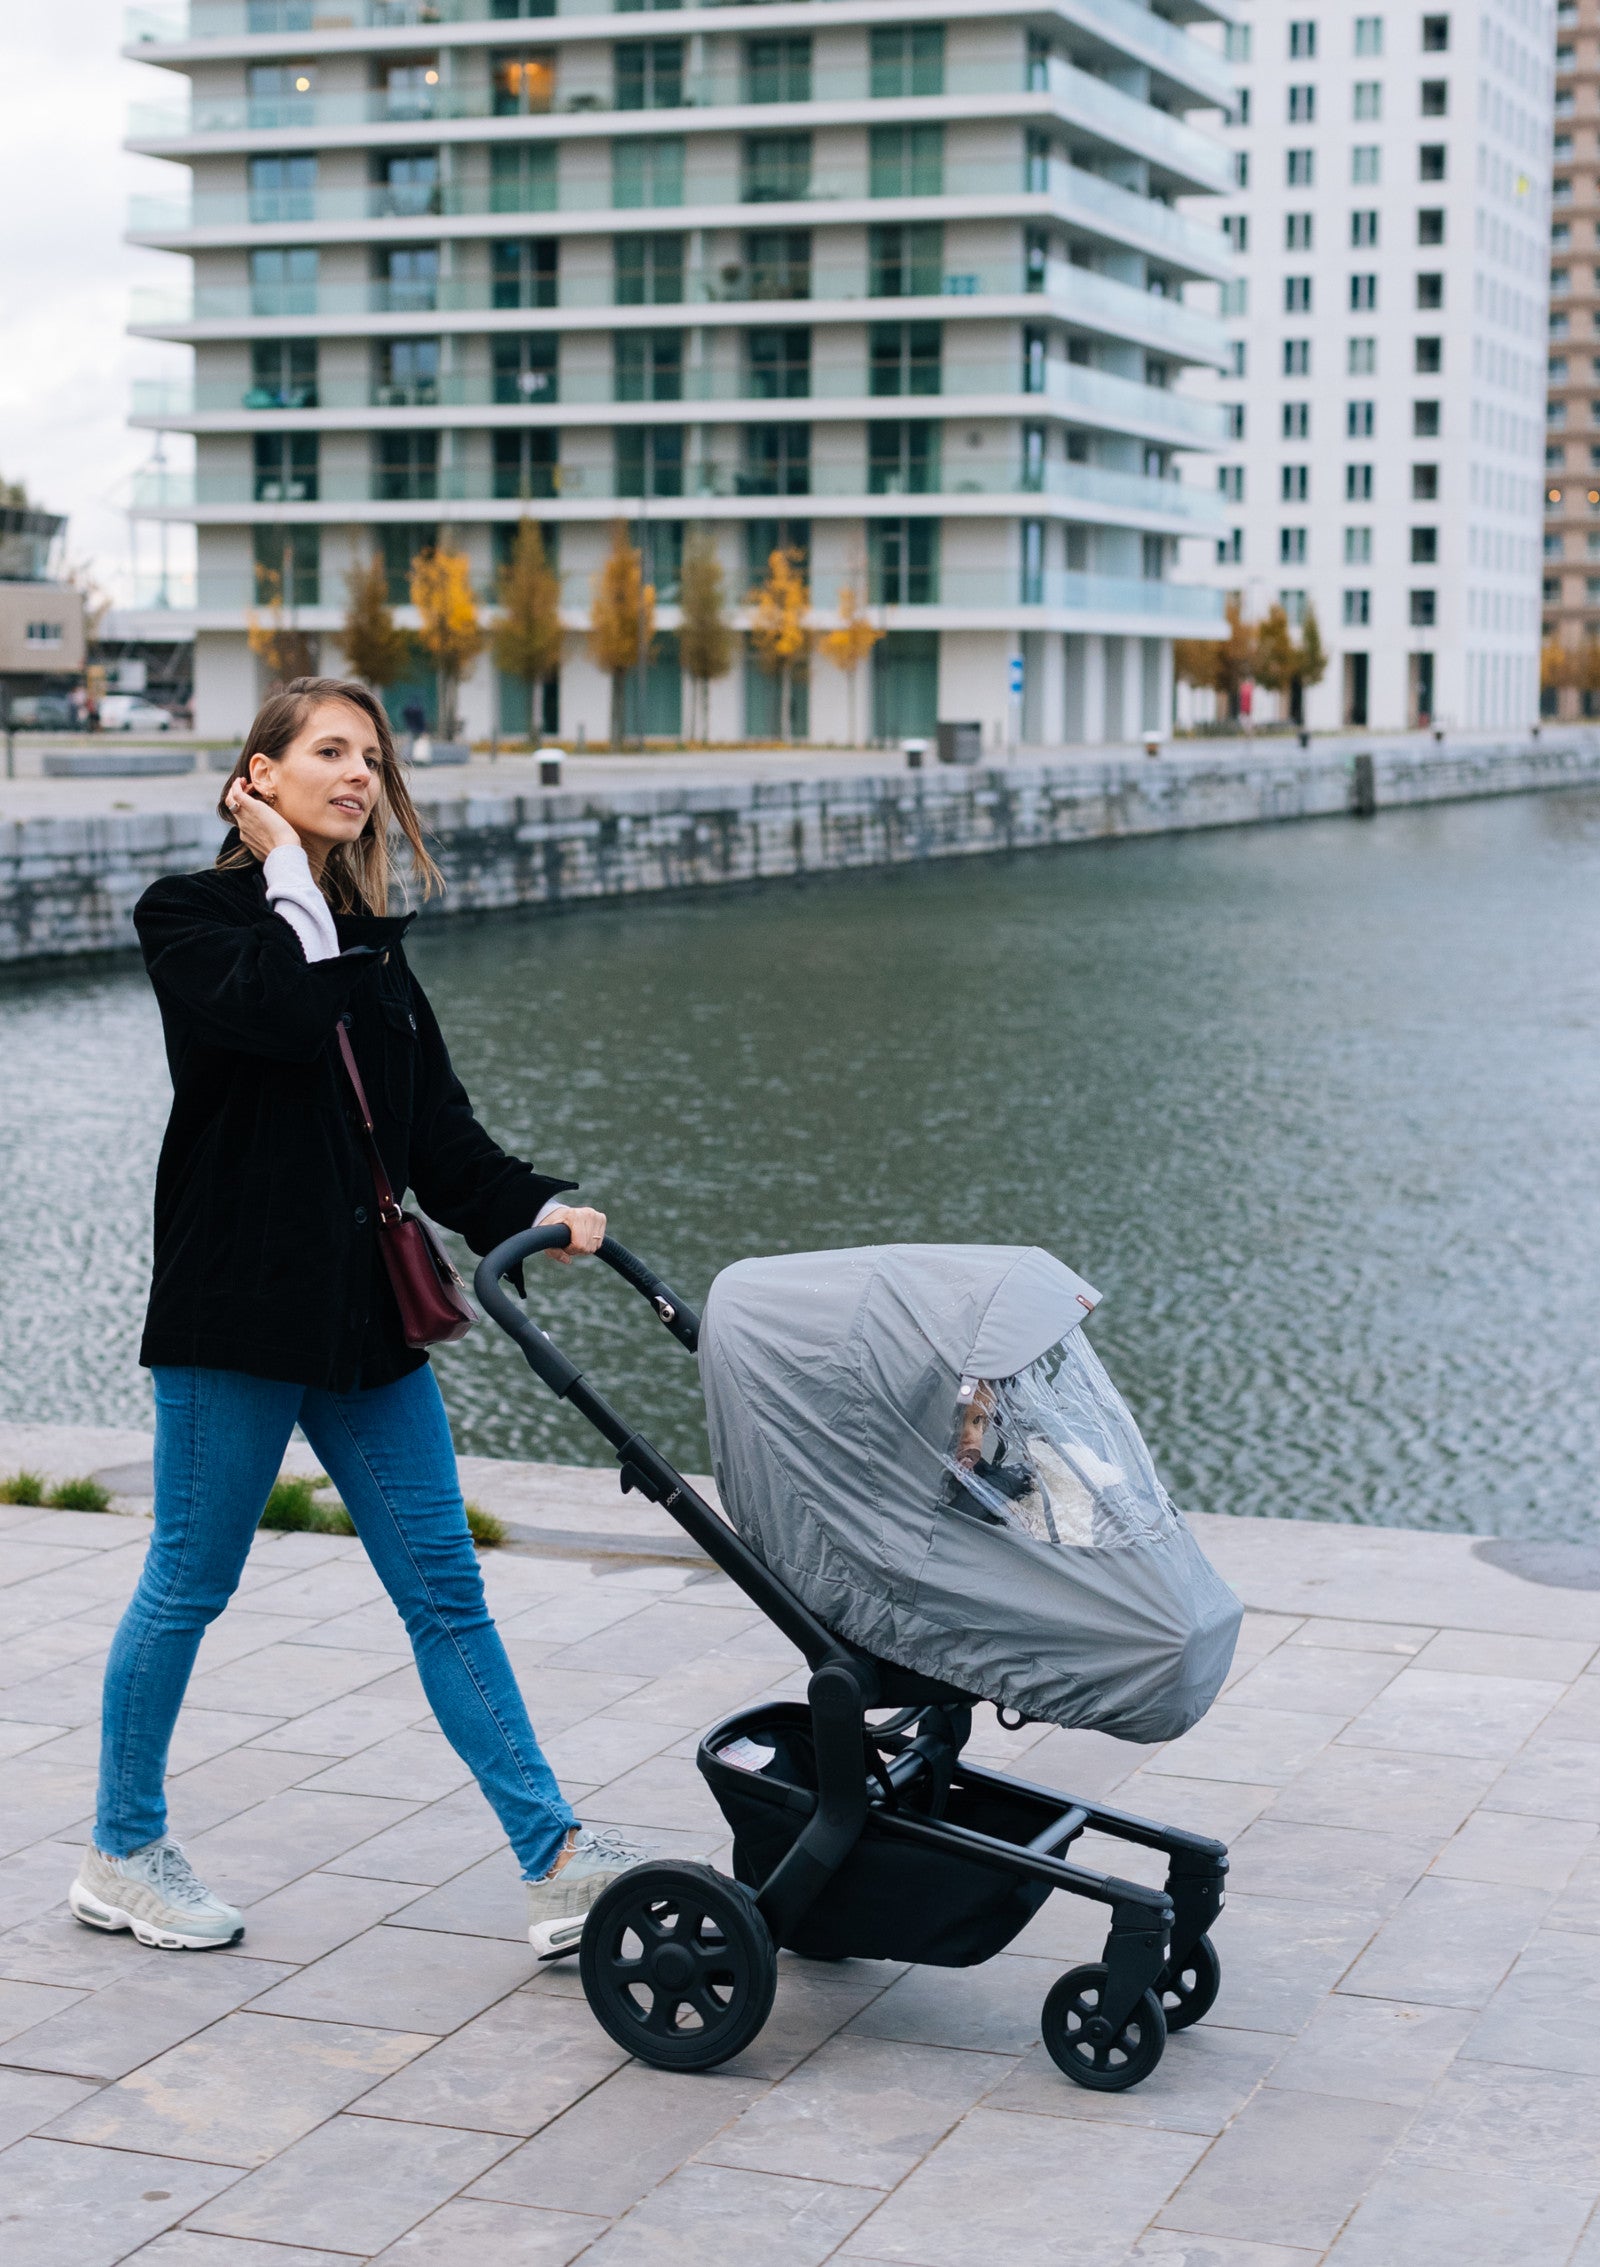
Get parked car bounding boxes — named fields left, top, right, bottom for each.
left=99, top=696, right=173, bottom=733
left=7, top=693, right=77, bottom=729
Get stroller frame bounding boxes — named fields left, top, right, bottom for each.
left=478, top=1226, right=1229, bottom=2091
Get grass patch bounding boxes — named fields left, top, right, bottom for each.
left=47, top=1477, right=112, bottom=1512
left=259, top=1475, right=355, bottom=1537
left=465, top=1501, right=506, bottom=1549
left=0, top=1470, right=46, bottom=1505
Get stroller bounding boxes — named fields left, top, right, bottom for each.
left=478, top=1231, right=1243, bottom=2093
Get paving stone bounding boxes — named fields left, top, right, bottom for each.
left=0, top=1752, right=102, bottom=1858
left=0, top=1977, right=85, bottom=2045
left=224, top=1870, right=425, bottom=1964
left=1141, top=1705, right=1348, bottom=1787
left=1430, top=1809, right=1596, bottom=1890
left=0, top=2136, right=243, bottom=2267
left=0, top=2067, right=99, bottom=2148
left=1285, top=1619, right=1435, bottom=1658
left=1157, top=2087, right=1410, bottom=2250
left=1338, top=1670, right=1566, bottom=1761
left=1269, top=1995, right=1474, bottom=2106
left=1480, top=1737, right=1600, bottom=1823
left=580, top=2162, right=877, bottom=2267
left=123, top=2237, right=363, bottom=2267
left=471, top=2065, right=763, bottom=2217
left=167, top=1747, right=326, bottom=1838
left=1540, top=1677, right=1600, bottom=1743
left=1269, top=1745, right=1501, bottom=1838
left=0, top=1952, right=292, bottom=2080
left=184, top=1609, right=328, bottom=1673
left=493, top=1663, right=655, bottom=1737
left=716, top=1956, right=895, bottom=2083
left=298, top=1730, right=476, bottom=1802
left=1550, top=1849, right=1600, bottom=1935
left=184, top=1640, right=397, bottom=1717
left=0, top=1838, right=93, bottom=1932
left=1340, top=1876, right=1550, bottom=2007
left=1223, top=1647, right=1405, bottom=1718
left=1393, top=2058, right=1600, bottom=2191
left=1463, top=1927, right=1600, bottom=2076
left=497, top=1590, right=657, bottom=1649
left=1000, top=1724, right=1157, bottom=1800
left=598, top=1653, right=789, bottom=1730
left=181, top=1788, right=423, bottom=1903
left=1208, top=1894, right=1383, bottom=2035
left=1124, top=2242, right=1322, bottom=2267
left=579, top=1753, right=729, bottom=1836
left=985, top=2019, right=1283, bottom=2136
left=0, top=1720, right=73, bottom=1759
left=545, top=1600, right=761, bottom=1679
left=1324, top=2161, right=1595, bottom=2267
left=230, top=1559, right=392, bottom=1619
left=0, top=1657, right=116, bottom=1727
left=351, top=1990, right=627, bottom=2135
left=368, top=2197, right=606, bottom=2266
left=837, top=2105, right=1206, bottom=2267
left=248, top=1921, right=534, bottom=2033
left=385, top=1850, right=533, bottom=1942
left=1096, top=1771, right=1278, bottom=1843
left=536, top=1712, right=685, bottom=1786
left=323, top=1785, right=516, bottom=1886
left=1227, top=1819, right=1439, bottom=1912
left=845, top=1950, right=1060, bottom=2056
left=287, top=1598, right=413, bottom=1654
left=701, top=2034, right=1004, bottom=2188
left=1412, top=1631, right=1597, bottom=1682
left=0, top=1907, right=163, bottom=1989
left=43, top=2011, right=433, bottom=2166
left=190, top=2110, right=512, bottom=2254
left=0, top=1622, right=110, bottom=1690
left=246, top=1686, right=436, bottom=1760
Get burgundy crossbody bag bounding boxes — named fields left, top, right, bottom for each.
left=335, top=1019, right=476, bottom=1348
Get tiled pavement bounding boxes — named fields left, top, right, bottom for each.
left=2, top=1476, right=1600, bottom=2266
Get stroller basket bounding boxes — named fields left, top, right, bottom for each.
left=475, top=1224, right=1234, bottom=2093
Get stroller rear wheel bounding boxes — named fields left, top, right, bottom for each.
left=579, top=1861, right=777, bottom=2072
left=1041, top=1963, right=1166, bottom=2092
left=1158, top=1934, right=1221, bottom=2033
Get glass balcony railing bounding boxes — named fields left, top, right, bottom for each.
left=952, top=567, right=1224, bottom=619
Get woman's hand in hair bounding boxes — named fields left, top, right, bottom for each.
left=225, top=775, right=304, bottom=863
left=539, top=1204, right=607, bottom=1264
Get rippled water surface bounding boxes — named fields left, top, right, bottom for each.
left=5, top=790, right=1600, bottom=1539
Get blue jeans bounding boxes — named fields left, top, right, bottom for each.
left=96, top=1364, right=578, bottom=1880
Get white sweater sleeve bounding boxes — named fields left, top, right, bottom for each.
left=263, top=844, right=340, bottom=964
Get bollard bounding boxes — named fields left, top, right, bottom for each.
left=536, top=744, right=563, bottom=788
left=1143, top=730, right=1161, bottom=759
left=1297, top=728, right=1310, bottom=749
left=1351, top=751, right=1377, bottom=818
left=902, top=736, right=928, bottom=770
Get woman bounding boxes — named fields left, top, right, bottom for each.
left=71, top=676, right=651, bottom=1958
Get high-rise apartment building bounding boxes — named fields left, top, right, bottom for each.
left=1544, top=0, right=1600, bottom=711
left=1180, top=1, right=1553, bottom=733
left=123, top=0, right=1233, bottom=748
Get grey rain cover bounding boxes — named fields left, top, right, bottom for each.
left=699, top=1245, right=1242, bottom=1742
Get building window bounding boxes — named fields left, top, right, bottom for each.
left=250, top=246, right=318, bottom=317
left=1225, top=403, right=1246, bottom=438
left=1227, top=341, right=1247, bottom=377
left=1409, top=590, right=1436, bottom=626
left=1282, top=465, right=1309, bottom=501
left=1346, top=464, right=1374, bottom=500
left=253, top=431, right=318, bottom=503
left=1220, top=280, right=1249, bottom=316
left=1224, top=214, right=1251, bottom=253
left=1284, top=339, right=1311, bottom=375
left=1287, top=149, right=1314, bottom=185
left=1353, top=81, right=1382, bottom=119
left=869, top=517, right=939, bottom=604
left=870, top=24, right=943, bottom=96
left=491, top=143, right=558, bottom=214
left=615, top=425, right=683, bottom=499
left=869, top=124, right=943, bottom=198
left=1417, top=208, right=1445, bottom=246
left=1350, top=274, right=1378, bottom=310
left=746, top=326, right=811, bottom=397
left=614, top=232, right=683, bottom=304
left=1351, top=211, right=1378, bottom=247
left=492, top=332, right=557, bottom=405
left=1285, top=276, right=1313, bottom=312
left=869, top=221, right=941, bottom=297
left=1544, top=576, right=1564, bottom=605
left=741, top=422, right=811, bottom=496
left=745, top=33, right=811, bottom=104
left=1288, top=20, right=1317, bottom=57
left=1422, top=14, right=1449, bottom=50
left=376, top=245, right=438, bottom=313
left=1416, top=273, right=1444, bottom=311
left=1233, top=151, right=1250, bottom=188
left=1288, top=84, right=1316, bottom=122
left=371, top=431, right=437, bottom=502
left=1283, top=401, right=1310, bottom=438
left=1352, top=145, right=1380, bottom=183
left=494, top=429, right=559, bottom=500
left=491, top=50, right=554, bottom=116
left=491, top=238, right=557, bottom=309
left=614, top=39, right=683, bottom=109
left=743, top=132, right=811, bottom=202
left=614, top=329, right=682, bottom=401
left=1217, top=529, right=1243, bottom=564
left=611, top=137, right=683, bottom=210
left=744, top=228, right=811, bottom=300
left=1412, top=464, right=1439, bottom=500
left=1347, top=400, right=1376, bottom=437
left=1280, top=527, right=1308, bottom=563
left=1229, top=89, right=1252, bottom=127
left=249, top=337, right=318, bottom=409
left=1218, top=465, right=1245, bottom=500
left=249, top=152, right=317, bottom=224
left=1415, top=337, right=1442, bottom=373
left=1355, top=15, right=1383, bottom=54
left=1343, top=589, right=1371, bottom=624
left=375, top=335, right=441, bottom=407
left=1420, top=79, right=1448, bottom=116
left=1224, top=23, right=1252, bottom=60
left=1348, top=338, right=1377, bottom=374
left=1410, top=527, right=1438, bottom=563
left=868, top=420, right=939, bottom=495
left=871, top=320, right=940, bottom=396
left=253, top=525, right=320, bottom=607
left=1419, top=144, right=1446, bottom=180
left=1285, top=213, right=1312, bottom=249
left=1344, top=526, right=1372, bottom=562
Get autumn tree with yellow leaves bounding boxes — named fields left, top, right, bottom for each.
left=588, top=522, right=654, bottom=749
left=411, top=545, right=485, bottom=739
left=747, top=546, right=810, bottom=741
left=339, top=552, right=413, bottom=694
left=492, top=518, right=564, bottom=742
left=819, top=583, right=883, bottom=748
left=677, top=529, right=734, bottom=742
left=247, top=569, right=319, bottom=689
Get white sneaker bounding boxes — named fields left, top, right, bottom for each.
left=526, top=1826, right=661, bottom=1959
left=69, top=1837, right=244, bottom=1951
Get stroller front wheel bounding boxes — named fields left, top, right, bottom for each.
left=579, top=1861, right=778, bottom=2072
left=1041, top=1964, right=1167, bottom=2092
left=1158, top=1933, right=1221, bottom=2033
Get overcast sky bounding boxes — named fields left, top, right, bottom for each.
left=1, top=1, right=197, bottom=602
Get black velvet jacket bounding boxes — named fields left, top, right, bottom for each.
left=134, top=855, right=574, bottom=1390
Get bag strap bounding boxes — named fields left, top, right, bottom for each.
left=335, top=1018, right=404, bottom=1227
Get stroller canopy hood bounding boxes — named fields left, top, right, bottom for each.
left=699, top=1244, right=1241, bottom=1744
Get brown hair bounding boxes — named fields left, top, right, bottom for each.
left=216, top=676, right=442, bottom=915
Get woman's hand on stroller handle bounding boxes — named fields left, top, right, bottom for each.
left=536, top=1203, right=607, bottom=1265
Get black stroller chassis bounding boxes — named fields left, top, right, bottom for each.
left=477, top=1227, right=1229, bottom=2092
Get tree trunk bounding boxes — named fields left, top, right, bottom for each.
left=609, top=670, right=626, bottom=752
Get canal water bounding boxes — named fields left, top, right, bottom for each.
left=4, top=789, right=1600, bottom=1541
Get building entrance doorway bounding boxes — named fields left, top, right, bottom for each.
left=1343, top=651, right=1368, bottom=727
left=872, top=631, right=938, bottom=740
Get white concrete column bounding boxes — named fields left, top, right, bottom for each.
left=1080, top=634, right=1107, bottom=744
left=1034, top=630, right=1065, bottom=748
left=1101, top=635, right=1126, bottom=741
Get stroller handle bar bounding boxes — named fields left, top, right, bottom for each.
left=474, top=1225, right=701, bottom=1397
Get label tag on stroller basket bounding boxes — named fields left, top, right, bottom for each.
left=720, top=1736, right=776, bottom=1774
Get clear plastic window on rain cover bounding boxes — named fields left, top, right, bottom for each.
left=945, top=1332, right=1180, bottom=1549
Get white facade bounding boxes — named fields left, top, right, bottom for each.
left=123, top=0, right=1236, bottom=747
left=1177, top=0, right=1553, bottom=732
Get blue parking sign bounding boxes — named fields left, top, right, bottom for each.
left=1009, top=655, right=1025, bottom=696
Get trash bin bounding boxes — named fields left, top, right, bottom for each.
left=902, top=737, right=929, bottom=770
left=536, top=744, right=563, bottom=788
left=1142, top=731, right=1162, bottom=760
left=937, top=721, right=982, bottom=766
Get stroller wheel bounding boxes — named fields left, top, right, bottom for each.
left=579, top=1861, right=777, bottom=2073
left=1159, top=1934, right=1221, bottom=2033
left=1041, top=1964, right=1167, bottom=2092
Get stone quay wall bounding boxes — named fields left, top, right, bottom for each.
left=3, top=735, right=1598, bottom=966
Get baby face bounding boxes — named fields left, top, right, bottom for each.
left=955, top=1383, right=996, bottom=1469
